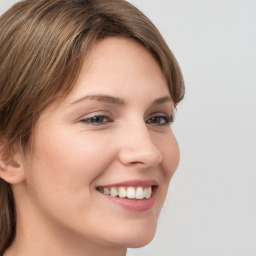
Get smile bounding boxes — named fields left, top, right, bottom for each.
left=96, top=180, right=158, bottom=212
left=97, top=186, right=153, bottom=200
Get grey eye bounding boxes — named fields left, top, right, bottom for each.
left=146, top=115, right=173, bottom=125
left=81, top=115, right=109, bottom=125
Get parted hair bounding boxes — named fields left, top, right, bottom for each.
left=0, top=0, right=184, bottom=253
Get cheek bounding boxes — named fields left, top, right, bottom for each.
left=165, top=136, right=180, bottom=178
left=153, top=131, right=180, bottom=214
left=26, top=127, right=114, bottom=202
left=156, top=131, right=180, bottom=180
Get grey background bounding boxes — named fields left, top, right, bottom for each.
left=1, top=1, right=256, bottom=256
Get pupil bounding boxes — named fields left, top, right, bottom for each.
left=152, top=117, right=160, bottom=123
left=92, top=116, right=103, bottom=122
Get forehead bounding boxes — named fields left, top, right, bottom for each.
left=64, top=37, right=169, bottom=103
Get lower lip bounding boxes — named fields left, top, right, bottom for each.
left=98, top=189, right=156, bottom=212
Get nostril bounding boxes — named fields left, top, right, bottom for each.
left=118, top=146, right=162, bottom=168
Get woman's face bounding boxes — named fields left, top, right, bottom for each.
left=22, top=38, right=179, bottom=250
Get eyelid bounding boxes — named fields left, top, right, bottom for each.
left=146, top=112, right=175, bottom=125
left=80, top=115, right=111, bottom=126
left=77, top=110, right=110, bottom=120
left=78, top=110, right=113, bottom=124
left=148, top=111, right=174, bottom=120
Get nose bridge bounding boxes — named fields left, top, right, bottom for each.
left=118, top=120, right=162, bottom=167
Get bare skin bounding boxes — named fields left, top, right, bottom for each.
left=3, top=38, right=179, bottom=256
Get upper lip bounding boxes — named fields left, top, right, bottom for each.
left=96, top=179, right=159, bottom=188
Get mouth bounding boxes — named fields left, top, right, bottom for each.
left=96, top=186, right=157, bottom=200
left=96, top=180, right=158, bottom=212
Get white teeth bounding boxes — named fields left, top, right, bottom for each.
left=100, top=186, right=153, bottom=199
left=110, top=187, right=118, bottom=197
left=135, top=187, right=144, bottom=199
left=127, top=187, right=136, bottom=199
left=119, top=187, right=126, bottom=198
left=103, top=188, right=110, bottom=195
left=143, top=188, right=148, bottom=198
left=145, top=187, right=152, bottom=199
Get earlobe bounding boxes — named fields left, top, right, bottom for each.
left=0, top=145, right=25, bottom=184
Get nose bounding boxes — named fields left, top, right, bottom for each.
left=117, top=123, right=163, bottom=168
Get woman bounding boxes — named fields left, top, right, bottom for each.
left=0, top=0, right=184, bottom=255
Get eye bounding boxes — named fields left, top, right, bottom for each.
left=146, top=114, right=174, bottom=126
left=80, top=115, right=111, bottom=125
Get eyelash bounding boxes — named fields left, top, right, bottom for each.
left=80, top=114, right=174, bottom=126
left=80, top=115, right=110, bottom=125
left=146, top=115, right=174, bottom=125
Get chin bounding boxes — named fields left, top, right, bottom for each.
left=127, top=234, right=155, bottom=248
left=111, top=220, right=158, bottom=249
left=127, top=233, right=156, bottom=248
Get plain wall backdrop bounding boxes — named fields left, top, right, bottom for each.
left=1, top=1, right=256, bottom=256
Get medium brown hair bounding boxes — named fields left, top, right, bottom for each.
left=0, top=0, right=184, bottom=253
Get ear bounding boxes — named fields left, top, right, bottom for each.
left=0, top=143, right=25, bottom=184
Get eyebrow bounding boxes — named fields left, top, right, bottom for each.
left=69, top=94, right=172, bottom=107
left=70, top=94, right=126, bottom=106
left=152, top=96, right=173, bottom=105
